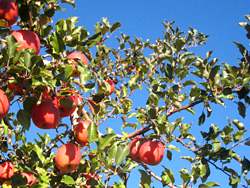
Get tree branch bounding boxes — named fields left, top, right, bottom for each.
left=166, top=100, right=203, bottom=118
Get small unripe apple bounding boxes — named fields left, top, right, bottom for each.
left=0, top=161, right=14, bottom=179
left=105, top=79, right=115, bottom=96
left=66, top=52, right=88, bottom=77
left=138, top=140, right=164, bottom=166
left=129, top=137, right=147, bottom=162
left=55, top=143, right=81, bottom=173
left=20, top=172, right=35, bottom=186
left=12, top=30, right=40, bottom=55
left=31, top=99, right=60, bottom=129
left=0, top=89, right=10, bottom=119
left=0, top=0, right=18, bottom=27
left=74, top=119, right=91, bottom=146
left=53, top=89, right=78, bottom=118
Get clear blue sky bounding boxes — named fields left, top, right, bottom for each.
left=23, top=1, right=250, bottom=187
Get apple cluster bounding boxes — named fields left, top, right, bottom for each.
left=0, top=161, right=35, bottom=186
left=129, top=137, right=165, bottom=166
left=0, top=0, right=118, bottom=184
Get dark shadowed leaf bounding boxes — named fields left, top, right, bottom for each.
left=198, top=112, right=206, bottom=125
left=17, top=109, right=31, bottom=131
left=238, top=102, right=246, bottom=118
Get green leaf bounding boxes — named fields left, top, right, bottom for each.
left=87, top=122, right=98, bottom=143
left=183, top=80, right=197, bottom=86
left=7, top=35, right=20, bottom=58
left=198, top=181, right=220, bottom=188
left=128, top=76, right=139, bottom=90
left=238, top=102, right=246, bottom=118
left=209, top=65, right=220, bottom=81
left=175, top=38, right=185, bottom=51
left=33, top=145, right=45, bottom=163
left=167, top=150, right=172, bottom=160
left=99, top=134, right=117, bottom=149
left=61, top=0, right=76, bottom=8
left=111, top=22, right=122, bottom=33
left=167, top=145, right=180, bottom=152
left=108, top=142, right=118, bottom=159
left=139, top=170, right=151, bottom=186
left=233, top=41, right=247, bottom=56
left=185, top=107, right=195, bottom=115
left=122, top=159, right=139, bottom=172
left=58, top=98, right=75, bottom=109
left=198, top=112, right=206, bottom=125
left=115, top=144, right=130, bottom=165
left=61, top=175, right=76, bottom=185
left=50, top=32, right=65, bottom=55
left=242, top=157, right=250, bottom=176
left=161, top=167, right=175, bottom=186
left=17, top=109, right=31, bottom=131
left=64, top=64, right=73, bottom=78
left=78, top=66, right=91, bottom=85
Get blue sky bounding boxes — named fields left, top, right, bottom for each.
left=21, top=1, right=250, bottom=187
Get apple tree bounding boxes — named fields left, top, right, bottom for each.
left=0, top=0, right=250, bottom=187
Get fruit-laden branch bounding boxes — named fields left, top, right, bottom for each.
left=166, top=100, right=203, bottom=118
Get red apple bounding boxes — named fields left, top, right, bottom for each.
left=55, top=143, right=81, bottom=173
left=33, top=85, right=52, bottom=100
left=129, top=137, right=147, bottom=163
left=12, top=30, right=40, bottom=55
left=0, top=0, right=18, bottom=27
left=20, top=172, right=35, bottom=186
left=0, top=89, right=10, bottom=119
left=105, top=79, right=115, bottom=96
left=74, top=119, right=91, bottom=146
left=53, top=89, right=78, bottom=118
left=66, top=52, right=88, bottom=77
left=138, top=140, right=164, bottom=166
left=31, top=99, right=60, bottom=129
left=0, top=162, right=14, bottom=179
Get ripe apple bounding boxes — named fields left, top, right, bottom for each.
left=55, top=143, right=81, bottom=173
left=53, top=89, right=78, bottom=118
left=0, top=89, right=10, bottom=119
left=105, top=79, right=115, bottom=96
left=31, top=99, right=60, bottom=129
left=129, top=137, right=147, bottom=163
left=74, top=119, right=91, bottom=146
left=33, top=85, right=52, bottom=100
left=12, top=30, right=40, bottom=55
left=0, top=162, right=14, bottom=179
left=66, top=52, right=88, bottom=77
left=0, top=0, right=18, bottom=27
left=20, top=172, right=35, bottom=186
left=138, top=140, right=164, bottom=166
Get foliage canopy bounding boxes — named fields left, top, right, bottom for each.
left=0, top=0, right=250, bottom=188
